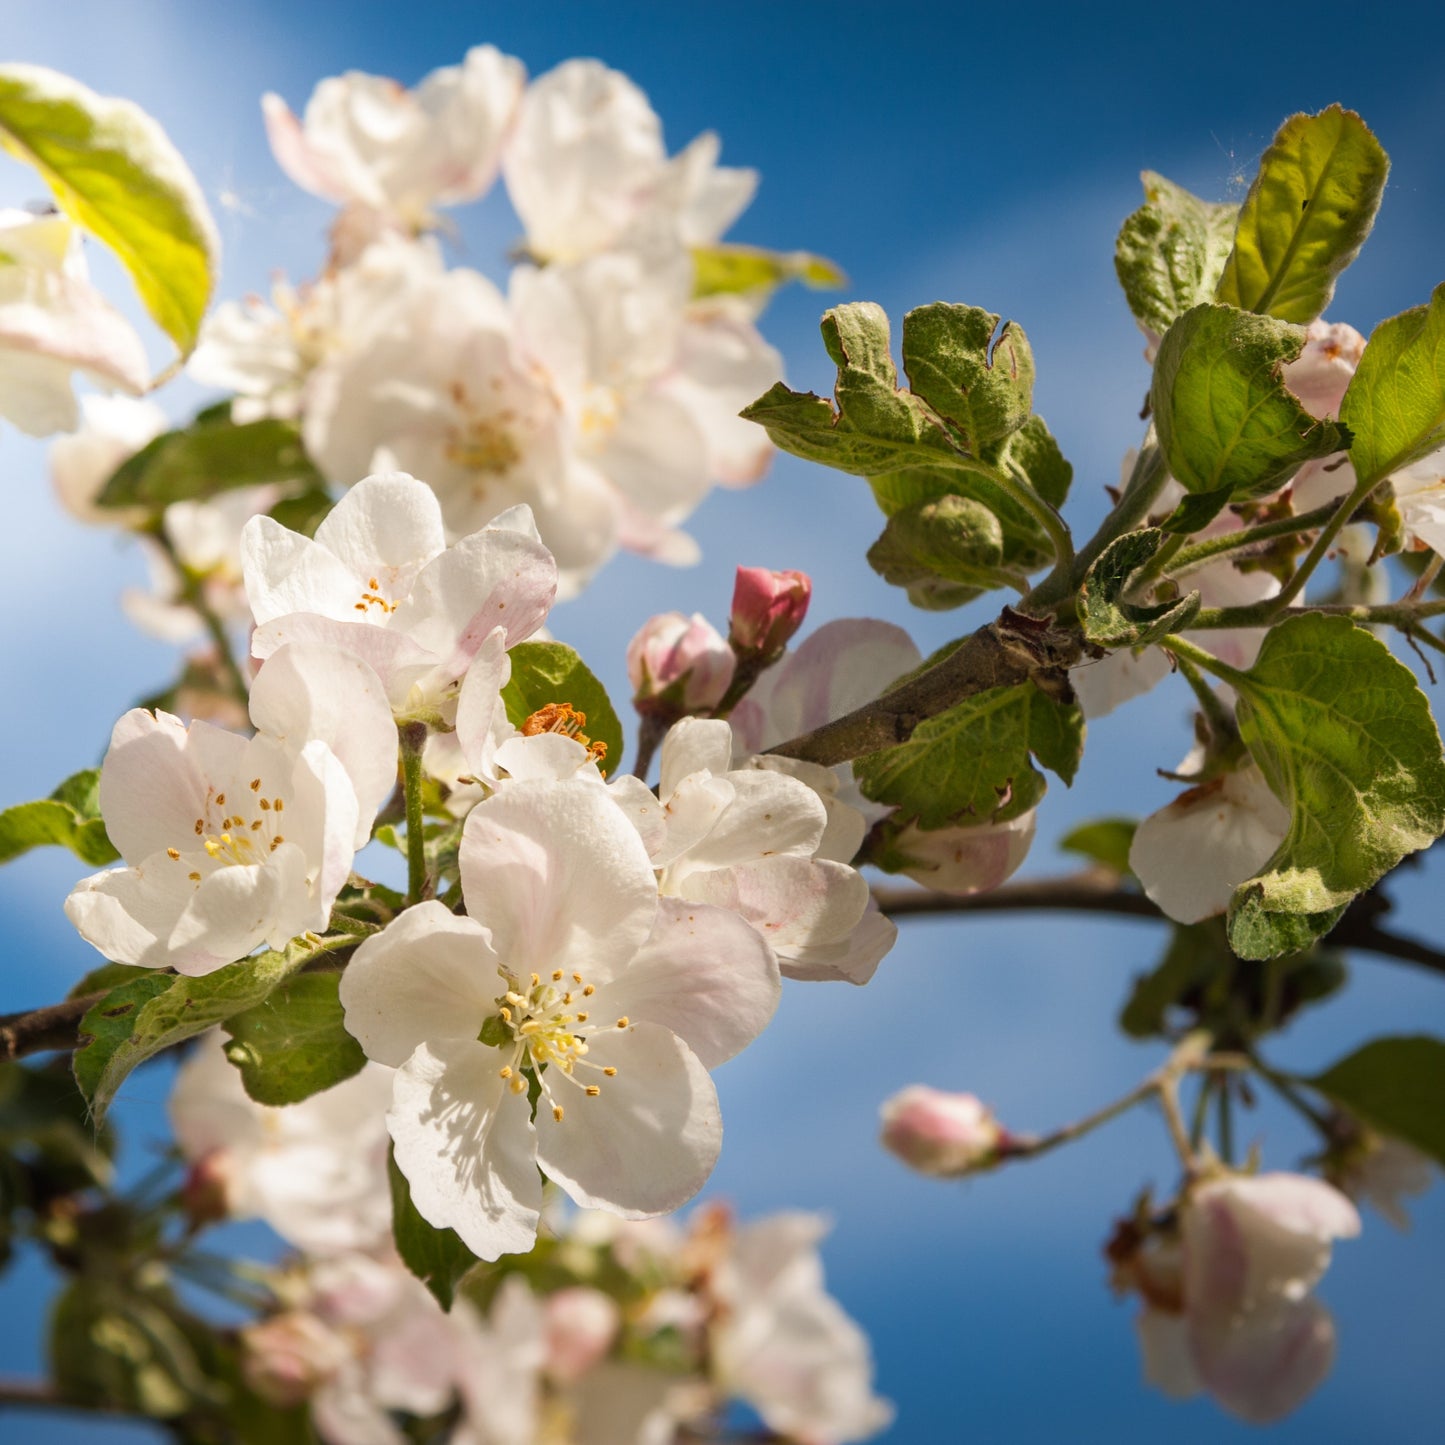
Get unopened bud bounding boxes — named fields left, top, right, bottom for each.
left=181, top=1149, right=235, bottom=1227
left=627, top=611, right=735, bottom=715
left=890, top=810, right=1035, bottom=896
left=879, top=1086, right=1002, bottom=1176
left=728, top=566, right=812, bottom=663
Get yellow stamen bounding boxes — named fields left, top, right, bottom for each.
left=616, top=1016, right=630, bottom=1029
left=499, top=1066, right=513, bottom=1079
left=249, top=778, right=261, bottom=792
left=166, top=848, right=180, bottom=860
left=552, top=1105, right=564, bottom=1122
left=603, top=1067, right=617, bottom=1077
left=585, top=1085, right=600, bottom=1097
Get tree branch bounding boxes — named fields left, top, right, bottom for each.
left=766, top=608, right=1083, bottom=767
left=873, top=871, right=1445, bottom=978
left=0, top=992, right=105, bottom=1063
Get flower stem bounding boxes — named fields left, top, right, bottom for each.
left=1270, top=471, right=1379, bottom=614
left=1161, top=633, right=1250, bottom=691
left=153, top=531, right=251, bottom=708
left=1163, top=502, right=1340, bottom=579
left=399, top=722, right=430, bottom=906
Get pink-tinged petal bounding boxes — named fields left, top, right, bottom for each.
left=261, top=92, right=353, bottom=203
left=649, top=774, right=735, bottom=869
left=596, top=898, right=780, bottom=1068
left=313, top=472, right=447, bottom=588
left=97, top=709, right=209, bottom=863
left=1069, top=645, right=1172, bottom=721
left=679, top=855, right=869, bottom=952
left=250, top=644, right=398, bottom=847
left=1191, top=1297, right=1336, bottom=1424
left=250, top=613, right=435, bottom=704
left=389, top=1038, right=542, bottom=1261
left=454, top=628, right=512, bottom=782
left=458, top=782, right=657, bottom=986
left=534, top=1021, right=720, bottom=1217
left=778, top=902, right=896, bottom=985
left=672, top=770, right=825, bottom=878
left=894, top=811, right=1036, bottom=897
left=658, top=718, right=733, bottom=797
left=397, top=526, right=558, bottom=680
left=340, top=903, right=501, bottom=1065
left=1135, top=1308, right=1199, bottom=1400
left=241, top=515, right=367, bottom=626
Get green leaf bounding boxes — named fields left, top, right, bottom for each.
left=1226, top=614, right=1445, bottom=958
left=854, top=681, right=1082, bottom=827
left=1059, top=817, right=1138, bottom=875
left=1158, top=485, right=1234, bottom=536
left=1310, top=1035, right=1445, bottom=1167
left=50, top=1279, right=212, bottom=1417
left=0, top=64, right=217, bottom=359
left=221, top=972, right=366, bottom=1107
left=692, top=243, right=845, bottom=301
left=867, top=495, right=1022, bottom=609
left=0, top=770, right=118, bottom=867
left=1079, top=528, right=1200, bottom=648
left=98, top=413, right=323, bottom=511
left=389, top=1147, right=479, bottom=1310
left=1152, top=304, right=1349, bottom=500
left=266, top=485, right=335, bottom=538
left=1216, top=105, right=1388, bottom=326
left=1120, top=921, right=1226, bottom=1039
left=740, top=303, right=961, bottom=478
left=501, top=641, right=624, bottom=776
left=73, top=937, right=329, bottom=1123
left=899, top=303, right=1035, bottom=456
left=1115, top=171, right=1240, bottom=337
left=1339, top=282, right=1445, bottom=487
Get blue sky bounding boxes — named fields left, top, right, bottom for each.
left=3, top=2, right=1445, bottom=1441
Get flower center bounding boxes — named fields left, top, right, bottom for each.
left=352, top=575, right=398, bottom=616
left=485, top=968, right=623, bottom=1123
left=520, top=703, right=608, bottom=765
left=445, top=381, right=522, bottom=477
left=165, top=777, right=290, bottom=885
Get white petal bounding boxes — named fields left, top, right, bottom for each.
left=453, top=629, right=513, bottom=783
left=249, top=643, right=399, bottom=847
left=339, top=903, right=501, bottom=1065
left=458, top=782, right=657, bottom=986
left=1136, top=1308, right=1200, bottom=1401
left=679, top=855, right=869, bottom=951
left=390, top=1038, right=542, bottom=1261
left=596, top=898, right=780, bottom=1068
left=1191, top=1297, right=1336, bottom=1424
left=314, top=472, right=447, bottom=586
left=97, top=709, right=210, bottom=863
left=780, top=904, right=897, bottom=986
left=169, top=857, right=288, bottom=971
left=241, top=515, right=365, bottom=626
left=671, top=769, right=825, bottom=877
left=657, top=717, right=733, bottom=796
left=534, top=1021, right=720, bottom=1217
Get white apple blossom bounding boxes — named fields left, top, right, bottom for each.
left=612, top=717, right=890, bottom=985
left=168, top=1030, right=393, bottom=1254
left=0, top=208, right=149, bottom=436
left=503, top=59, right=756, bottom=263
left=262, top=47, right=525, bottom=235
left=340, top=779, right=781, bottom=1260
left=241, top=471, right=556, bottom=721
left=64, top=642, right=394, bottom=974
left=189, top=233, right=445, bottom=423
left=709, top=1212, right=894, bottom=1445
left=298, top=266, right=616, bottom=590
left=1130, top=759, right=1291, bottom=925
left=1282, top=318, right=1366, bottom=419
left=887, top=808, right=1037, bottom=896
left=511, top=245, right=781, bottom=567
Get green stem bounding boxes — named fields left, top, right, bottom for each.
left=1189, top=597, right=1445, bottom=630
left=1160, top=633, right=1250, bottom=690
left=966, top=455, right=1074, bottom=601
left=1165, top=501, right=1339, bottom=579
left=1217, top=1077, right=1235, bottom=1166
left=1172, top=651, right=1239, bottom=744
left=1271, top=471, right=1379, bottom=614
left=1002, top=1078, right=1158, bottom=1162
left=1251, top=1055, right=1334, bottom=1134
left=1027, top=433, right=1168, bottom=614
left=399, top=722, right=429, bottom=906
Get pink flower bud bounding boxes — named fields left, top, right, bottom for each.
left=543, top=1286, right=621, bottom=1384
left=879, top=1086, right=1002, bottom=1176
left=728, top=566, right=812, bottom=662
left=626, top=611, right=735, bottom=713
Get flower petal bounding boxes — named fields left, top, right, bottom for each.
left=533, top=1021, right=719, bottom=1217
left=313, top=472, right=447, bottom=588
left=389, top=1038, right=542, bottom=1261
left=596, top=898, right=780, bottom=1068
left=340, top=903, right=501, bottom=1065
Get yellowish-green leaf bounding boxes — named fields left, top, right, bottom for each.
left=1310, top=1036, right=1445, bottom=1167
left=1216, top=105, right=1388, bottom=325
left=692, top=243, right=845, bottom=301
left=0, top=63, right=218, bottom=359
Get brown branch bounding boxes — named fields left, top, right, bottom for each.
left=0, top=992, right=105, bottom=1063
left=874, top=872, right=1445, bottom=978
left=766, top=608, right=1083, bottom=767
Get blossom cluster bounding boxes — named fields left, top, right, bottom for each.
left=171, top=1032, right=892, bottom=1445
